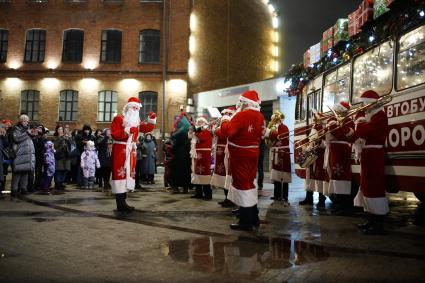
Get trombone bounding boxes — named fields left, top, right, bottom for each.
left=295, top=94, right=392, bottom=150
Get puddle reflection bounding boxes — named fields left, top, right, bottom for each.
left=161, top=236, right=329, bottom=279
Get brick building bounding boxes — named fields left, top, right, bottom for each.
left=0, top=0, right=277, bottom=134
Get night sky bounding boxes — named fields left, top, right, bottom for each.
left=275, top=0, right=361, bottom=73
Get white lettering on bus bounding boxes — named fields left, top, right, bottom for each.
left=401, top=102, right=409, bottom=115
left=411, top=99, right=418, bottom=113
left=420, top=97, right=425, bottom=112
left=393, top=103, right=400, bottom=117
left=412, top=125, right=425, bottom=146
left=400, top=127, right=411, bottom=146
left=388, top=128, right=399, bottom=147
left=387, top=105, right=393, bottom=117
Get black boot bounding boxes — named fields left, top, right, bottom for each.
left=363, top=215, right=386, bottom=235
left=230, top=207, right=254, bottom=231
left=317, top=193, right=326, bottom=207
left=299, top=191, right=313, bottom=205
left=252, top=205, right=260, bottom=228
left=190, top=185, right=203, bottom=199
left=123, top=193, right=135, bottom=211
left=203, top=185, right=212, bottom=200
left=115, top=193, right=132, bottom=212
left=218, top=189, right=227, bottom=205
left=357, top=214, right=374, bottom=230
left=271, top=181, right=283, bottom=200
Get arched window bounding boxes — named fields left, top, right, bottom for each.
left=21, top=90, right=40, bottom=120
left=138, top=91, right=158, bottom=119
left=59, top=90, right=78, bottom=121
left=62, top=29, right=84, bottom=63
left=98, top=90, right=118, bottom=122
left=139, top=29, right=160, bottom=64
left=24, top=29, right=46, bottom=63
left=0, top=29, right=8, bottom=63
left=101, top=29, right=122, bottom=63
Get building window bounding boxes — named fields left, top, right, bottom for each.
left=98, top=90, right=117, bottom=122
left=21, top=90, right=40, bottom=121
left=101, top=30, right=122, bottom=63
left=138, top=91, right=158, bottom=119
left=0, top=29, right=7, bottom=63
left=62, top=29, right=84, bottom=63
left=139, top=30, right=160, bottom=64
left=59, top=90, right=78, bottom=121
left=24, top=29, right=46, bottom=63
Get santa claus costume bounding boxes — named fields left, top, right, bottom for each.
left=190, top=116, right=213, bottom=200
left=212, top=107, right=236, bottom=207
left=265, top=110, right=292, bottom=206
left=299, top=119, right=327, bottom=207
left=353, top=90, right=389, bottom=235
left=219, top=90, right=265, bottom=231
left=110, top=97, right=156, bottom=212
left=324, top=101, right=355, bottom=214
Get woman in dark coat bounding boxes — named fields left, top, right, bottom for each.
left=11, top=115, right=36, bottom=197
left=141, top=133, right=156, bottom=184
left=97, top=128, right=112, bottom=189
left=169, top=113, right=192, bottom=193
left=53, top=125, right=71, bottom=190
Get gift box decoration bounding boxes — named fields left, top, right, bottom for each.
left=303, top=49, right=310, bottom=68
left=359, top=0, right=374, bottom=26
left=333, top=18, right=349, bottom=45
left=321, top=26, right=334, bottom=54
left=309, top=42, right=321, bottom=65
left=348, top=8, right=361, bottom=37
left=374, top=0, right=390, bottom=19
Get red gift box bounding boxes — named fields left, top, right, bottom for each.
left=321, top=26, right=334, bottom=54
left=303, top=49, right=310, bottom=68
left=348, top=8, right=361, bottom=37
left=359, top=0, right=374, bottom=25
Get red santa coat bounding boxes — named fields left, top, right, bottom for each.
left=140, top=122, right=155, bottom=134
left=191, top=128, right=212, bottom=185
left=354, top=109, right=389, bottom=215
left=210, top=133, right=228, bottom=189
left=269, top=123, right=292, bottom=183
left=219, top=109, right=265, bottom=207
left=110, top=115, right=138, bottom=194
left=305, top=124, right=327, bottom=193
left=324, top=117, right=354, bottom=195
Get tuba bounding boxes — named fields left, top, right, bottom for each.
left=265, top=110, right=284, bottom=147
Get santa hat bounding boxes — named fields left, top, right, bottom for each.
left=1, top=119, right=12, bottom=125
left=196, top=115, right=208, bottom=126
left=358, top=90, right=379, bottom=103
left=124, top=97, right=142, bottom=112
left=221, top=106, right=236, bottom=115
left=239, top=90, right=261, bottom=108
left=147, top=112, right=157, bottom=124
left=333, top=101, right=350, bottom=113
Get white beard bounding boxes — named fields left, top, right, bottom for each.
left=123, top=108, right=141, bottom=128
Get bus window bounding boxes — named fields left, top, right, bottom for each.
left=352, top=41, right=394, bottom=103
left=323, top=63, right=350, bottom=112
left=397, top=25, right=425, bottom=90
left=300, top=87, right=308, bottom=121
left=308, top=89, right=321, bottom=117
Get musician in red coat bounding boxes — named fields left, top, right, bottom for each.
left=189, top=116, right=213, bottom=200
left=324, top=101, right=355, bottom=214
left=110, top=97, right=157, bottom=212
left=219, top=90, right=265, bottom=231
left=213, top=107, right=236, bottom=207
left=265, top=110, right=291, bottom=205
left=353, top=90, right=389, bottom=235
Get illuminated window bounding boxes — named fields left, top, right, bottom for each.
left=62, top=29, right=84, bottom=63
left=139, top=30, right=160, bottom=64
left=21, top=90, right=40, bottom=120
left=323, top=63, right=351, bottom=111
left=59, top=90, right=78, bottom=121
left=0, top=29, right=7, bottom=62
left=308, top=89, right=321, bottom=118
left=397, top=25, right=425, bottom=90
left=100, top=30, right=122, bottom=63
left=97, top=90, right=117, bottom=122
left=352, top=41, right=394, bottom=103
left=24, top=29, right=46, bottom=63
left=138, top=91, right=157, bottom=120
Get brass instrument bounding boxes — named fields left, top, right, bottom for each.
left=265, top=110, right=284, bottom=147
left=295, top=94, right=393, bottom=151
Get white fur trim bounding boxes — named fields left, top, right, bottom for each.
left=305, top=178, right=315, bottom=192
left=221, top=115, right=231, bottom=122
left=211, top=174, right=226, bottom=188
left=196, top=117, right=208, bottom=125
left=239, top=95, right=261, bottom=106
left=314, top=179, right=324, bottom=193
left=191, top=173, right=212, bottom=185
left=322, top=181, right=330, bottom=196
left=111, top=179, right=135, bottom=194
left=224, top=175, right=232, bottom=191
left=354, top=189, right=389, bottom=215
left=326, top=120, right=337, bottom=127
left=124, top=127, right=131, bottom=135
left=329, top=180, right=351, bottom=195
left=271, top=170, right=291, bottom=183
left=147, top=118, right=157, bottom=124
left=228, top=185, right=258, bottom=207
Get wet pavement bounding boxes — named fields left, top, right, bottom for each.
left=1, top=170, right=425, bottom=283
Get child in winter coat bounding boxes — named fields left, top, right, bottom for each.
left=41, top=141, right=55, bottom=193
left=80, top=140, right=100, bottom=189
